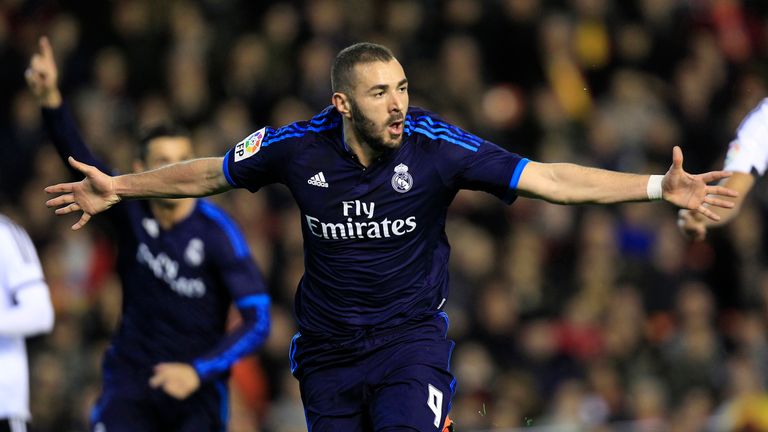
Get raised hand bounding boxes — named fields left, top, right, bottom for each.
left=45, top=157, right=121, bottom=230
left=661, top=146, right=737, bottom=221
left=25, top=36, right=61, bottom=108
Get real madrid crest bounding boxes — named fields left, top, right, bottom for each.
left=391, top=163, right=413, bottom=193
left=185, top=238, right=205, bottom=266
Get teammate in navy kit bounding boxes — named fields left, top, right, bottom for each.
left=26, top=37, right=270, bottom=432
left=45, top=42, right=737, bottom=431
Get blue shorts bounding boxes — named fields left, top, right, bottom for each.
left=290, top=312, right=456, bottom=432
left=90, top=361, right=228, bottom=432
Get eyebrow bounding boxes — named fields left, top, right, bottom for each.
left=367, top=78, right=409, bottom=93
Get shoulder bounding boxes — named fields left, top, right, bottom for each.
left=263, top=106, right=342, bottom=148
left=0, top=214, right=29, bottom=241
left=195, top=200, right=250, bottom=259
left=0, top=214, right=35, bottom=262
left=406, top=107, right=484, bottom=155
left=736, top=98, right=768, bottom=144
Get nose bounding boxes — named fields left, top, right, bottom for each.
left=389, top=92, right=404, bottom=114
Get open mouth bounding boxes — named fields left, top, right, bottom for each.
left=388, top=121, right=403, bottom=135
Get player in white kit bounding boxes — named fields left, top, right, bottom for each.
left=678, top=99, right=768, bottom=239
left=0, top=214, right=54, bottom=432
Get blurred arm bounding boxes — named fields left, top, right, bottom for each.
left=192, top=294, right=271, bottom=382
left=0, top=284, right=54, bottom=337
left=42, top=104, right=114, bottom=177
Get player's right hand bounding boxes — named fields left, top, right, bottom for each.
left=677, top=209, right=708, bottom=241
left=25, top=36, right=62, bottom=108
left=45, top=157, right=121, bottom=230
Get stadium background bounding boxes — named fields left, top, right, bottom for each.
left=2, top=0, right=768, bottom=431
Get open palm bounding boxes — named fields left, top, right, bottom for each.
left=662, top=146, right=736, bottom=221
left=45, top=157, right=121, bottom=230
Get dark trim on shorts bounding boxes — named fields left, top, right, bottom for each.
left=0, top=418, right=30, bottom=432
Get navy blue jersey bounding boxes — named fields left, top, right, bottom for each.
left=224, top=106, right=527, bottom=338
left=42, top=106, right=270, bottom=383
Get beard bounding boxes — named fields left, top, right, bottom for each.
left=349, top=98, right=404, bottom=153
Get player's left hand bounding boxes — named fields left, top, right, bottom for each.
left=149, top=362, right=201, bottom=400
left=662, top=146, right=737, bottom=221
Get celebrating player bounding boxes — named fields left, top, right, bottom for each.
left=27, top=37, right=270, bottom=432
left=45, top=42, right=737, bottom=431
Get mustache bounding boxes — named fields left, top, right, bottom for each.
left=386, top=113, right=404, bottom=124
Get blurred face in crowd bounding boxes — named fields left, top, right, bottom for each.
left=133, top=136, right=195, bottom=207
left=343, top=59, right=409, bottom=152
left=136, top=137, right=195, bottom=171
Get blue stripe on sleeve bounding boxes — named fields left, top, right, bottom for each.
left=422, top=116, right=483, bottom=146
left=410, top=127, right=479, bottom=152
left=236, top=293, right=270, bottom=309
left=198, top=201, right=250, bottom=259
left=216, top=380, right=229, bottom=432
left=508, top=158, right=530, bottom=190
left=222, top=149, right=237, bottom=188
left=193, top=299, right=271, bottom=379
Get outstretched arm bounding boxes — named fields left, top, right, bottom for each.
left=46, top=156, right=232, bottom=230
left=516, top=146, right=737, bottom=221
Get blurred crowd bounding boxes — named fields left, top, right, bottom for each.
left=2, top=0, right=768, bottom=431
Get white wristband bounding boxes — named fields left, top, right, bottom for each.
left=646, top=175, right=664, bottom=201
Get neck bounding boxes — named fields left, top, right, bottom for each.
left=343, top=118, right=381, bottom=167
left=150, top=198, right=197, bottom=230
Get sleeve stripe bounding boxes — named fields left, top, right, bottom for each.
left=508, top=158, right=530, bottom=190
left=193, top=300, right=270, bottom=378
left=235, top=293, right=270, bottom=309
left=222, top=149, right=237, bottom=188
left=198, top=201, right=250, bottom=259
left=410, top=127, right=479, bottom=152
left=8, top=278, right=46, bottom=294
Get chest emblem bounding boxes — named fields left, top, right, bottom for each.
left=391, top=163, right=413, bottom=193
left=185, top=238, right=205, bottom=266
left=142, top=218, right=159, bottom=238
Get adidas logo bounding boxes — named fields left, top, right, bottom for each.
left=308, top=172, right=329, bottom=188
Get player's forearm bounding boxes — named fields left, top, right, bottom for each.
left=42, top=102, right=111, bottom=175
left=37, top=87, right=62, bottom=109
left=193, top=295, right=270, bottom=382
left=520, top=162, right=651, bottom=204
left=114, top=157, right=231, bottom=199
left=0, top=285, right=54, bottom=337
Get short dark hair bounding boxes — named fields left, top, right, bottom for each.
left=331, top=42, right=395, bottom=93
left=137, top=123, right=190, bottom=161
